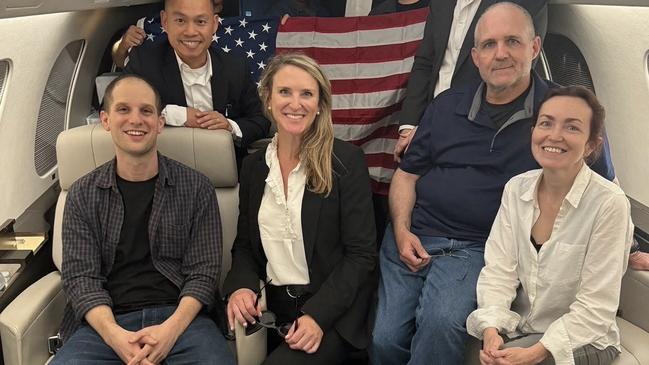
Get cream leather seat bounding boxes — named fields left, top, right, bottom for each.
left=463, top=269, right=649, bottom=365
left=0, top=124, right=265, bottom=365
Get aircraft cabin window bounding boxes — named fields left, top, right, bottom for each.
left=0, top=60, right=8, bottom=109
left=33, top=40, right=84, bottom=177
left=543, top=33, right=595, bottom=92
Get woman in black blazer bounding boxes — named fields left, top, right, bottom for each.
left=223, top=53, right=377, bottom=364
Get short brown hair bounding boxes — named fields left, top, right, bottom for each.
left=102, top=74, right=162, bottom=115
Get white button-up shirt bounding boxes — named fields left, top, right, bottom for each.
left=258, top=135, right=310, bottom=285
left=400, top=0, right=481, bottom=133
left=433, top=0, right=481, bottom=97
left=467, top=164, right=633, bottom=365
left=162, top=51, right=242, bottom=139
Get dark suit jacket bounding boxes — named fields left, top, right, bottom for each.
left=125, top=42, right=270, bottom=149
left=223, top=139, right=378, bottom=349
left=399, top=0, right=548, bottom=126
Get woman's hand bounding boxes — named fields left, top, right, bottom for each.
left=480, top=327, right=504, bottom=365
left=491, top=342, right=548, bottom=365
left=285, top=314, right=323, bottom=354
left=226, top=288, right=261, bottom=330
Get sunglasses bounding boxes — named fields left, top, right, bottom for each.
left=245, top=279, right=301, bottom=337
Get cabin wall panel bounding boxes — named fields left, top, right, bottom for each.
left=0, top=7, right=143, bottom=223
left=548, top=4, right=649, bottom=229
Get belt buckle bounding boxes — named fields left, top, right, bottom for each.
left=286, top=285, right=299, bottom=299
left=286, top=285, right=309, bottom=299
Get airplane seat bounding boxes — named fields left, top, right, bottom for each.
left=463, top=269, right=649, bottom=365
left=247, top=122, right=276, bottom=154
left=0, top=124, right=265, bottom=365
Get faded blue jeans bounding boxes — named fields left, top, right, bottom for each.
left=51, top=306, right=235, bottom=365
left=370, top=224, right=485, bottom=365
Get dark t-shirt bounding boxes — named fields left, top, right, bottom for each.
left=107, top=174, right=179, bottom=313
left=482, top=86, right=530, bottom=129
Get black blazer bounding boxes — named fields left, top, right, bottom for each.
left=223, top=139, right=377, bottom=349
left=125, top=42, right=270, bottom=149
left=399, top=0, right=548, bottom=126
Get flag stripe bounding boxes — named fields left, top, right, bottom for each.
left=333, top=103, right=402, bottom=125
left=333, top=115, right=398, bottom=141
left=349, top=125, right=399, bottom=146
left=330, top=73, right=410, bottom=94
left=277, top=8, right=428, bottom=33
left=321, top=58, right=415, bottom=80
left=332, top=89, right=406, bottom=110
left=276, top=40, right=422, bottom=65
left=276, top=22, right=425, bottom=49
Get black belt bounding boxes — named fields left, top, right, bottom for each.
left=265, top=284, right=312, bottom=323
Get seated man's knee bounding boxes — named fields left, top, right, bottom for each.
left=417, top=306, right=468, bottom=335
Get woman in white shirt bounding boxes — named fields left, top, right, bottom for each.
left=223, top=53, right=377, bottom=364
left=466, top=86, right=633, bottom=365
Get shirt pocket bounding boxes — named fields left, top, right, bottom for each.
left=157, top=222, right=189, bottom=259
left=545, top=241, right=587, bottom=287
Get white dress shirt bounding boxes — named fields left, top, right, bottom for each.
left=467, top=164, right=633, bottom=365
left=162, top=51, right=242, bottom=139
left=258, top=135, right=310, bottom=285
left=400, top=0, right=481, bottom=132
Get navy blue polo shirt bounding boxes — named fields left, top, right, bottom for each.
left=400, top=73, right=615, bottom=242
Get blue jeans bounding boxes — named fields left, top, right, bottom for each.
left=370, top=224, right=485, bottom=365
left=51, top=306, right=235, bottom=365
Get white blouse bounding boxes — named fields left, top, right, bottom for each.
left=258, top=136, right=310, bottom=286
left=466, top=164, right=633, bottom=365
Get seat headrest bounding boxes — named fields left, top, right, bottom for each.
left=56, top=124, right=237, bottom=190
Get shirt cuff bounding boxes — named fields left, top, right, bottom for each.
left=162, top=105, right=187, bottom=127
left=466, top=307, right=520, bottom=339
left=540, top=320, right=575, bottom=365
left=398, top=124, right=416, bottom=133
left=227, top=118, right=243, bottom=139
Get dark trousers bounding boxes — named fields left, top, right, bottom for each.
left=262, top=285, right=353, bottom=365
left=373, top=193, right=390, bottom=248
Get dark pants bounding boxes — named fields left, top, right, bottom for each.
left=262, top=285, right=354, bottom=365
left=373, top=193, right=390, bottom=247
left=505, top=334, right=620, bottom=365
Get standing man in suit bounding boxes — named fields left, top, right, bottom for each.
left=125, top=0, right=270, bottom=162
left=393, top=0, right=547, bottom=162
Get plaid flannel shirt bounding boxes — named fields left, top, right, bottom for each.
left=59, top=153, right=222, bottom=341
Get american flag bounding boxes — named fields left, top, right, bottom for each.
left=138, top=9, right=429, bottom=195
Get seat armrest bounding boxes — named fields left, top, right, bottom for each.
left=620, top=269, right=649, bottom=333
left=234, top=281, right=268, bottom=365
left=617, top=317, right=649, bottom=365
left=0, top=271, right=65, bottom=365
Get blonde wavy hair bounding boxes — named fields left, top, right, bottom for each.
left=258, top=53, right=334, bottom=196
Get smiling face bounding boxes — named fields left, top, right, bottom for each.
left=532, top=95, right=596, bottom=174
left=162, top=0, right=218, bottom=69
left=471, top=4, right=540, bottom=103
left=268, top=65, right=320, bottom=138
left=100, top=78, right=164, bottom=161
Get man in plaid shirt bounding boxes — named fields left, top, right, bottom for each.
left=51, top=74, right=235, bottom=365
